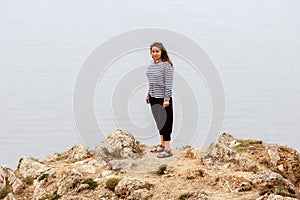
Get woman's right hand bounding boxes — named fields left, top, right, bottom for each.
left=146, top=99, right=150, bottom=104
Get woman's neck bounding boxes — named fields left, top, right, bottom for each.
left=154, top=59, right=162, bottom=63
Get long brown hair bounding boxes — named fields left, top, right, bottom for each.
left=150, top=42, right=173, bottom=68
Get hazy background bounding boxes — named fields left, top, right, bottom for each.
left=1, top=0, right=300, bottom=169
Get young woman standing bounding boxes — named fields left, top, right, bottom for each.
left=146, top=42, right=174, bottom=158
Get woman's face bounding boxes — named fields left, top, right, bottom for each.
left=151, top=46, right=162, bottom=62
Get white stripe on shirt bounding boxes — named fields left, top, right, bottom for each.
left=146, top=61, right=173, bottom=101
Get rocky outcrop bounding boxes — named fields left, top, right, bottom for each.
left=0, top=129, right=299, bottom=200
left=43, top=144, right=91, bottom=163
left=115, top=177, right=152, bottom=199
left=17, top=157, right=51, bottom=178
left=0, top=166, right=23, bottom=199
left=202, top=133, right=300, bottom=199
left=94, top=129, right=144, bottom=172
left=203, top=133, right=258, bottom=171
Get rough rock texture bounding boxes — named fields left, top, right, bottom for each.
left=0, top=129, right=299, bottom=200
left=203, top=133, right=257, bottom=171
left=258, top=193, right=299, bottom=200
left=97, top=129, right=139, bottom=159
left=3, top=193, right=17, bottom=200
left=265, top=144, right=300, bottom=188
left=17, top=157, right=51, bottom=178
left=115, top=177, right=151, bottom=199
left=43, top=145, right=91, bottom=163
left=202, top=133, right=300, bottom=199
left=0, top=166, right=23, bottom=192
left=94, top=129, right=144, bottom=172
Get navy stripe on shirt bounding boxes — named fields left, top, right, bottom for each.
left=146, top=61, right=174, bottom=101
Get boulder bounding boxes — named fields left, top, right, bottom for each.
left=217, top=174, right=253, bottom=193
left=17, top=157, right=50, bottom=178
left=3, top=193, right=17, bottom=200
left=96, top=129, right=139, bottom=159
left=129, top=188, right=152, bottom=200
left=115, top=177, right=148, bottom=198
left=257, top=193, right=299, bottom=200
left=265, top=144, right=300, bottom=188
left=0, top=166, right=23, bottom=193
left=109, top=160, right=135, bottom=173
left=202, top=133, right=257, bottom=171
left=56, top=169, right=82, bottom=194
left=249, top=171, right=299, bottom=198
left=43, top=145, right=91, bottom=163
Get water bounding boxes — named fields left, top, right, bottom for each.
left=1, top=0, right=300, bottom=169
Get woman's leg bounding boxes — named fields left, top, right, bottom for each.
left=157, top=98, right=173, bottom=157
left=160, top=97, right=173, bottom=148
left=150, top=97, right=166, bottom=151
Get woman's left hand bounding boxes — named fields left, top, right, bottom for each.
left=163, top=100, right=169, bottom=108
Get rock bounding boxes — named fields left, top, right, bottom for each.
left=109, top=160, right=135, bottom=173
left=217, top=175, right=252, bottom=193
left=266, top=145, right=281, bottom=166
left=184, top=147, right=207, bottom=160
left=277, top=164, right=284, bottom=172
left=75, top=163, right=96, bottom=174
left=17, top=157, right=50, bottom=178
left=203, top=133, right=238, bottom=165
left=265, top=144, right=300, bottom=188
left=184, top=148, right=196, bottom=159
left=257, top=193, right=299, bottom=200
left=101, top=170, right=113, bottom=177
left=96, top=129, right=139, bottom=159
left=32, top=168, right=56, bottom=200
left=202, top=133, right=257, bottom=171
left=250, top=171, right=299, bottom=198
left=77, top=183, right=90, bottom=192
left=3, top=193, right=17, bottom=200
left=31, top=168, right=83, bottom=199
left=42, top=153, right=60, bottom=163
left=0, top=166, right=23, bottom=193
left=107, top=129, right=136, bottom=150
left=129, top=189, right=152, bottom=200
left=115, top=177, right=147, bottom=198
left=43, top=145, right=91, bottom=163
left=56, top=169, right=82, bottom=194
left=197, top=191, right=209, bottom=200
left=2, top=131, right=299, bottom=199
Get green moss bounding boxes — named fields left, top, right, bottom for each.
left=102, top=147, right=122, bottom=159
left=24, top=175, right=34, bottom=185
left=198, top=169, right=205, bottom=177
left=69, top=158, right=83, bottom=163
left=38, top=173, right=49, bottom=181
left=157, top=164, right=167, bottom=175
left=259, top=185, right=295, bottom=198
left=105, top=178, right=120, bottom=191
left=179, top=192, right=193, bottom=200
left=30, top=157, right=44, bottom=164
left=139, top=182, right=154, bottom=190
left=234, top=139, right=263, bottom=152
left=0, top=187, right=9, bottom=198
left=252, top=166, right=260, bottom=174
left=274, top=185, right=291, bottom=197
left=132, top=141, right=144, bottom=155
left=83, top=178, right=98, bottom=190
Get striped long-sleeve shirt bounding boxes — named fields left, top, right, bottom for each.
left=146, top=60, right=174, bottom=101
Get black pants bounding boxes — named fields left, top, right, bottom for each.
left=149, top=97, right=173, bottom=141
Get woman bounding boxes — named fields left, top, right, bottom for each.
left=146, top=42, right=174, bottom=158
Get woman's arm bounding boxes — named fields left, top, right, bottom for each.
left=163, top=62, right=173, bottom=107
